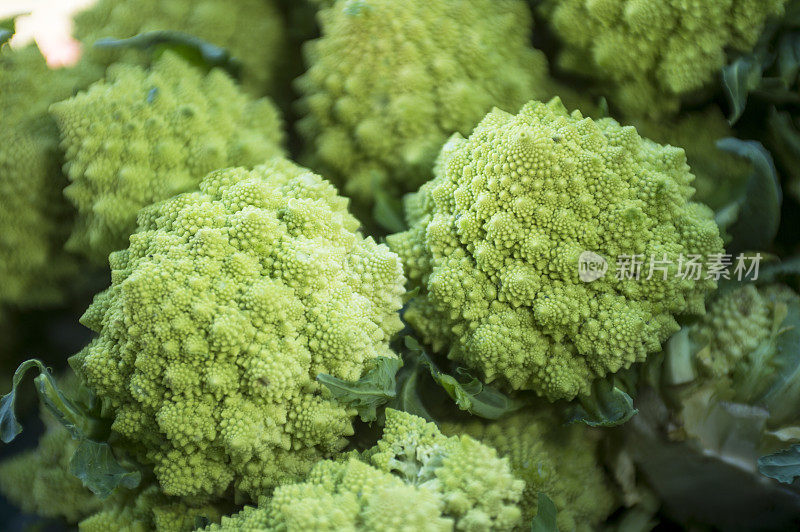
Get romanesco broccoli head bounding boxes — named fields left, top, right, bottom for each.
left=387, top=98, right=724, bottom=401
left=634, top=107, right=751, bottom=210
left=541, top=0, right=787, bottom=118
left=442, top=410, right=617, bottom=531
left=296, top=0, right=552, bottom=210
left=79, top=485, right=227, bottom=532
left=0, top=398, right=102, bottom=523
left=202, top=409, right=524, bottom=532
left=69, top=159, right=406, bottom=500
left=675, top=283, right=800, bottom=427
left=51, top=52, right=285, bottom=263
left=366, top=409, right=525, bottom=531
left=203, top=458, right=452, bottom=531
left=0, top=46, right=98, bottom=307
left=73, top=0, right=286, bottom=96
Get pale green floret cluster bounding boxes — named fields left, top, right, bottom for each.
left=51, top=52, right=285, bottom=263
left=634, top=107, right=751, bottom=209
left=0, top=46, right=97, bottom=307
left=70, top=160, right=406, bottom=500
left=74, top=0, right=286, bottom=96
left=0, top=407, right=102, bottom=523
left=203, top=410, right=525, bottom=532
left=297, top=0, right=552, bottom=209
left=683, top=284, right=800, bottom=424
left=79, top=485, right=227, bottom=532
left=542, top=0, right=788, bottom=118
left=442, top=410, right=616, bottom=531
left=388, top=98, right=724, bottom=401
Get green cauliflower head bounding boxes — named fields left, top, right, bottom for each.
left=388, top=98, right=724, bottom=401
left=70, top=159, right=406, bottom=500
left=442, top=410, right=616, bottom=531
left=73, top=0, right=286, bottom=96
left=674, top=283, right=800, bottom=428
left=541, top=0, right=787, bottom=118
left=202, top=409, right=525, bottom=532
left=51, top=52, right=285, bottom=263
left=0, top=46, right=99, bottom=307
left=296, top=0, right=552, bottom=211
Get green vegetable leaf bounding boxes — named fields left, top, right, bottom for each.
left=758, top=255, right=800, bottom=283
left=0, top=359, right=140, bottom=498
left=390, top=353, right=434, bottom=421
left=777, top=32, right=800, bottom=87
left=373, top=187, right=406, bottom=233
left=758, top=444, right=800, bottom=484
left=530, top=493, right=559, bottom=532
left=716, top=138, right=782, bottom=253
left=405, top=336, right=524, bottom=420
left=318, top=357, right=402, bottom=422
left=94, top=31, right=242, bottom=79
left=70, top=440, right=142, bottom=498
left=723, top=55, right=767, bottom=124
left=567, top=377, right=637, bottom=427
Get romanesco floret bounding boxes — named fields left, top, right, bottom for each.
left=442, top=410, right=616, bottom=531
left=387, top=98, right=724, bottom=400
left=202, top=409, right=524, bottom=532
left=0, top=46, right=98, bottom=307
left=79, top=485, right=228, bottom=532
left=296, top=0, right=552, bottom=210
left=541, top=0, right=787, bottom=118
left=0, top=403, right=102, bottom=523
left=634, top=107, right=751, bottom=209
left=69, top=159, right=406, bottom=500
left=51, top=52, right=285, bottom=263
left=73, top=0, right=286, bottom=96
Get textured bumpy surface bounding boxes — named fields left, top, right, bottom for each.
left=635, top=108, right=751, bottom=209
left=51, top=52, right=285, bottom=263
left=0, top=46, right=98, bottom=307
left=442, top=410, right=616, bottom=531
left=297, top=0, right=552, bottom=209
left=542, top=0, right=787, bottom=118
left=388, top=98, right=724, bottom=400
left=203, top=410, right=524, bottom=531
left=70, top=160, right=405, bottom=499
left=79, top=485, right=227, bottom=532
left=74, top=0, right=286, bottom=96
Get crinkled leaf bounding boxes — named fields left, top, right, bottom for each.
left=759, top=444, right=800, bottom=484
left=390, top=354, right=434, bottom=421
left=716, top=138, right=782, bottom=252
left=70, top=440, right=142, bottom=499
left=530, top=493, right=559, bottom=532
left=723, top=55, right=767, bottom=124
left=405, top=337, right=524, bottom=420
left=568, top=377, right=637, bottom=427
left=94, top=31, right=242, bottom=79
left=318, top=357, right=402, bottom=422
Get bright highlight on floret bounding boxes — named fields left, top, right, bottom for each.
left=442, top=410, right=616, bottom=531
left=73, top=0, right=286, bottom=96
left=541, top=0, right=787, bottom=118
left=51, top=52, right=285, bottom=263
left=297, top=0, right=552, bottom=210
left=203, top=410, right=525, bottom=532
left=0, top=46, right=98, bottom=307
left=388, top=98, right=724, bottom=401
left=69, top=160, right=406, bottom=500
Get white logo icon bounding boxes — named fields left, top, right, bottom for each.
left=578, top=251, right=608, bottom=282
